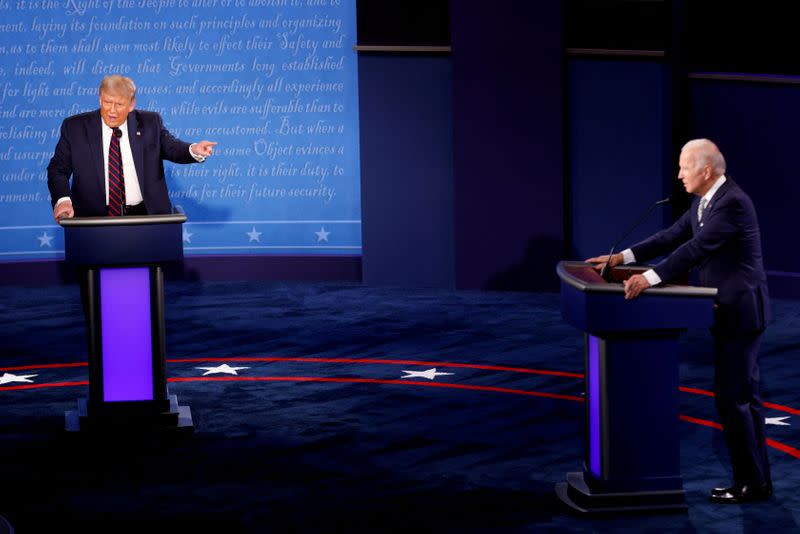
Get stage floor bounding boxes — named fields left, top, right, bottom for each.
left=1, top=281, right=799, bottom=532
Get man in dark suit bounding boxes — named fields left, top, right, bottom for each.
left=587, top=139, right=771, bottom=504
left=47, top=74, right=217, bottom=220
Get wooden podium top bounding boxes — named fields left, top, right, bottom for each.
left=557, top=261, right=717, bottom=298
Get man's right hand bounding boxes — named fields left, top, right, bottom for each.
left=584, top=253, right=623, bottom=273
left=53, top=200, right=74, bottom=222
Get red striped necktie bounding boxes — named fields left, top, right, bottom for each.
left=107, top=127, right=126, bottom=216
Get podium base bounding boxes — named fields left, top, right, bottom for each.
left=65, top=394, right=194, bottom=435
left=555, top=472, right=687, bottom=515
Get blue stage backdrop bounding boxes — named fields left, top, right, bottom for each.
left=0, top=0, right=361, bottom=261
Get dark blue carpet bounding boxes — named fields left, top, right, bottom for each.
left=1, top=281, right=799, bottom=532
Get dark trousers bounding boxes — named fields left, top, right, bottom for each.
left=713, top=330, right=771, bottom=487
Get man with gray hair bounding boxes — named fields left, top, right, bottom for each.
left=47, top=74, right=217, bottom=220
left=587, top=138, right=772, bottom=503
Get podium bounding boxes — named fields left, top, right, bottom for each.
left=59, top=214, right=193, bottom=434
left=555, top=261, right=716, bottom=514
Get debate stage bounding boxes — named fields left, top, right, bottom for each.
left=1, top=281, right=799, bottom=531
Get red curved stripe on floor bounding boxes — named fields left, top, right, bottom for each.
left=3, top=376, right=798, bottom=460
left=767, top=438, right=800, bottom=459
left=0, top=381, right=88, bottom=392
left=0, top=362, right=87, bottom=372
left=680, top=386, right=800, bottom=416
left=168, top=375, right=587, bottom=402
left=4, top=358, right=800, bottom=416
left=680, top=414, right=800, bottom=459
left=764, top=402, right=800, bottom=416
left=679, top=386, right=714, bottom=398
left=680, top=414, right=723, bottom=430
left=168, top=356, right=585, bottom=378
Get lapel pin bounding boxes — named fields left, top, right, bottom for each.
left=136, top=131, right=141, bottom=136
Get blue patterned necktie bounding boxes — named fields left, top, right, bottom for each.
left=107, top=127, right=126, bottom=216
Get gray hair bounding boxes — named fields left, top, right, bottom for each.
left=682, top=138, right=726, bottom=176
left=99, top=75, right=136, bottom=101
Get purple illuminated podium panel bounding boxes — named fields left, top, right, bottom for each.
left=100, top=267, right=154, bottom=402
left=59, top=214, right=192, bottom=434
left=555, top=261, right=716, bottom=514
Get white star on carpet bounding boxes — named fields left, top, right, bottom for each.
left=246, top=227, right=262, bottom=243
left=183, top=229, right=193, bottom=244
left=0, top=372, right=37, bottom=385
left=37, top=232, right=54, bottom=247
left=196, top=364, right=250, bottom=376
left=315, top=227, right=330, bottom=242
left=766, top=416, right=790, bottom=426
left=400, top=368, right=454, bottom=380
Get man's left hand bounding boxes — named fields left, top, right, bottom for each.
left=623, top=274, right=651, bottom=300
left=193, top=141, right=218, bottom=157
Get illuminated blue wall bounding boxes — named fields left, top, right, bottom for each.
left=0, top=1, right=361, bottom=261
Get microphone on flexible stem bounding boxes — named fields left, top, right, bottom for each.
left=599, top=196, right=672, bottom=281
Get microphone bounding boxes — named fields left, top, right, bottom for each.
left=599, top=196, right=672, bottom=281
left=113, top=127, right=122, bottom=138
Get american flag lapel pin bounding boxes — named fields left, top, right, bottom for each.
left=136, top=131, right=141, bottom=136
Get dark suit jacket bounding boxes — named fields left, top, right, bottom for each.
left=47, top=109, right=196, bottom=216
left=631, top=179, right=770, bottom=333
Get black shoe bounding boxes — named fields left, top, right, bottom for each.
left=709, top=483, right=772, bottom=503
left=711, top=486, right=730, bottom=498
left=711, top=484, right=745, bottom=497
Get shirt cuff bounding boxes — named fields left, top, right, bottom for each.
left=55, top=197, right=71, bottom=207
left=621, top=248, right=636, bottom=265
left=189, top=144, right=206, bottom=162
left=642, top=269, right=662, bottom=287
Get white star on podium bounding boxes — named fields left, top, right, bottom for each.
left=183, top=229, right=193, bottom=243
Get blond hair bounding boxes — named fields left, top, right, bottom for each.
left=99, top=75, right=136, bottom=100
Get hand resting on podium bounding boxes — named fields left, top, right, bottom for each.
left=585, top=253, right=651, bottom=300
left=54, top=199, right=74, bottom=222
